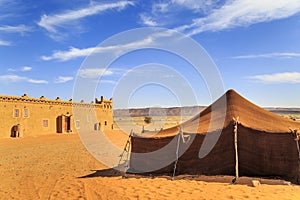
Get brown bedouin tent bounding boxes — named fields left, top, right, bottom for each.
left=128, top=90, right=300, bottom=184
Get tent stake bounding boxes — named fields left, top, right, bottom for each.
left=233, top=117, right=240, bottom=183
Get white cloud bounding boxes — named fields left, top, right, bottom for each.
left=233, top=52, right=300, bottom=59
left=0, top=0, right=24, bottom=20
left=41, top=36, right=153, bottom=61
left=152, top=0, right=217, bottom=14
left=78, top=68, right=114, bottom=79
left=0, top=74, right=25, bottom=82
left=0, top=74, right=48, bottom=84
left=0, top=39, right=11, bottom=46
left=37, top=1, right=134, bottom=37
left=7, top=66, right=32, bottom=72
left=0, top=25, right=32, bottom=33
left=100, top=80, right=117, bottom=84
left=27, top=79, right=48, bottom=84
left=54, top=76, right=74, bottom=83
left=0, top=25, right=32, bottom=46
left=249, top=72, right=300, bottom=84
left=147, top=0, right=222, bottom=27
left=140, top=14, right=158, bottom=26
left=7, top=68, right=15, bottom=72
left=41, top=46, right=96, bottom=61
left=21, top=66, right=32, bottom=71
left=171, top=0, right=215, bottom=11
left=178, top=0, right=300, bottom=36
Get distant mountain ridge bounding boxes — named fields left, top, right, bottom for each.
left=113, top=106, right=206, bottom=117
left=266, top=107, right=300, bottom=115
left=114, top=106, right=300, bottom=117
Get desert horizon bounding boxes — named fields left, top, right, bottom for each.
left=2, top=1, right=300, bottom=199
left=2, top=89, right=300, bottom=200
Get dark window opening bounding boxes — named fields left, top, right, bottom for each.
left=43, top=119, right=49, bottom=127
left=14, top=109, right=20, bottom=118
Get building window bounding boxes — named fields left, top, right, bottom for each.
left=75, top=120, right=80, bottom=128
left=13, top=109, right=20, bottom=118
left=23, top=108, right=29, bottom=118
left=43, top=119, right=49, bottom=127
left=104, top=121, right=107, bottom=126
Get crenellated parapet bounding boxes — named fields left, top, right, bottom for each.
left=0, top=94, right=113, bottom=110
left=95, top=96, right=113, bottom=109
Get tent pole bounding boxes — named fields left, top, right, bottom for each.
left=289, top=128, right=300, bottom=183
left=233, top=117, right=239, bottom=182
left=124, top=132, right=132, bottom=176
left=172, top=128, right=181, bottom=180
left=289, top=128, right=300, bottom=158
left=118, top=129, right=133, bottom=178
left=294, top=130, right=300, bottom=182
left=296, top=140, right=300, bottom=159
left=296, top=139, right=300, bottom=182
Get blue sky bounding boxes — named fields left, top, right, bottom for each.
left=1, top=0, right=300, bottom=108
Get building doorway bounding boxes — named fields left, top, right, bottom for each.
left=65, top=116, right=71, bottom=132
left=56, top=115, right=71, bottom=133
left=94, top=122, right=101, bottom=131
left=56, top=116, right=63, bottom=133
left=10, top=125, right=19, bottom=137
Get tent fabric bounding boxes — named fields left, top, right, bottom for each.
left=150, top=89, right=300, bottom=136
left=129, top=90, right=300, bottom=184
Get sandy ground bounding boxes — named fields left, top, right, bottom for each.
left=1, top=132, right=300, bottom=200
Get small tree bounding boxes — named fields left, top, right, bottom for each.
left=144, top=116, right=152, bottom=124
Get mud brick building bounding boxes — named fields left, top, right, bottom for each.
left=0, top=94, right=113, bottom=138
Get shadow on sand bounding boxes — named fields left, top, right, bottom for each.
left=78, top=168, right=123, bottom=178
left=78, top=169, right=292, bottom=187
left=78, top=163, right=292, bottom=186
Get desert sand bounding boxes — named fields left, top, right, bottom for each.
left=1, top=131, right=300, bottom=200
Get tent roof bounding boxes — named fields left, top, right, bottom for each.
left=150, top=89, right=300, bottom=137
